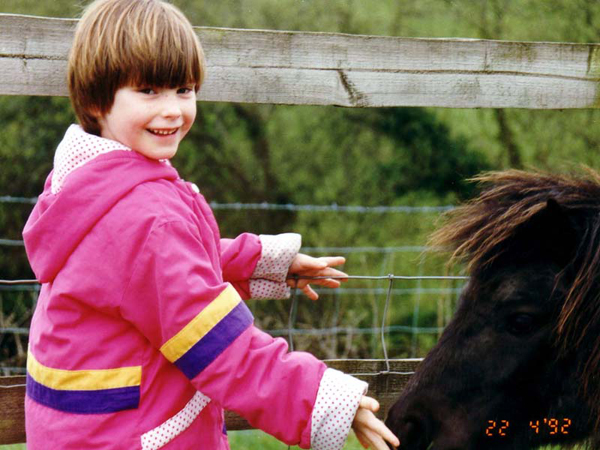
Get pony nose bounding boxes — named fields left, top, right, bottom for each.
left=387, top=393, right=474, bottom=450
left=400, top=416, right=432, bottom=449
left=386, top=404, right=434, bottom=450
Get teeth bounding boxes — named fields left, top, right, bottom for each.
left=149, top=128, right=177, bottom=136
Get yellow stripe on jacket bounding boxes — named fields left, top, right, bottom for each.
left=27, top=351, right=142, bottom=391
left=160, top=284, right=242, bottom=363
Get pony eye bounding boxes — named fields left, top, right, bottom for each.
left=507, top=313, right=537, bottom=335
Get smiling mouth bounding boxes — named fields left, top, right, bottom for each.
left=148, top=128, right=178, bottom=136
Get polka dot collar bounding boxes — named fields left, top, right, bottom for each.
left=51, top=124, right=132, bottom=194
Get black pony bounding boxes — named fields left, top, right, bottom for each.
left=386, top=169, right=600, bottom=450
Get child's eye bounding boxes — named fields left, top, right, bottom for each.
left=139, top=88, right=156, bottom=95
left=177, top=86, right=195, bottom=95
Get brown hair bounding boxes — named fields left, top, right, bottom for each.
left=68, top=0, right=205, bottom=135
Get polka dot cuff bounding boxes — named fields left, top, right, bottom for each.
left=140, top=391, right=211, bottom=450
left=249, top=233, right=301, bottom=300
left=311, top=368, right=368, bottom=450
left=249, top=279, right=292, bottom=300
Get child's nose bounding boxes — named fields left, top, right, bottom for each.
left=160, top=93, right=182, bottom=118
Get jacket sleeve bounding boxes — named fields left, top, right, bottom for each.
left=248, top=233, right=301, bottom=299
left=121, top=220, right=327, bottom=448
left=221, top=233, right=302, bottom=300
left=220, top=233, right=262, bottom=299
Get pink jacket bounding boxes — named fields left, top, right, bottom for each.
left=22, top=126, right=366, bottom=449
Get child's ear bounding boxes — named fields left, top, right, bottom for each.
left=90, top=108, right=107, bottom=129
left=89, top=107, right=103, bottom=120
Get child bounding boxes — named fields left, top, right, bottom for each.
left=22, top=1, right=400, bottom=449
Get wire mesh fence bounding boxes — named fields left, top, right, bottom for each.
left=0, top=197, right=465, bottom=376
left=0, top=272, right=468, bottom=376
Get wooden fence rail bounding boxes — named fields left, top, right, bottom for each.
left=2, top=13, right=600, bottom=109
left=0, top=359, right=420, bottom=445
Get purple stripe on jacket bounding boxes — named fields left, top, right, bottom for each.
left=26, top=374, right=140, bottom=414
left=174, top=301, right=254, bottom=379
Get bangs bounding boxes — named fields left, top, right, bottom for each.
left=113, top=2, right=205, bottom=90
left=127, top=50, right=202, bottom=91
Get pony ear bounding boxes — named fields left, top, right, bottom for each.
left=522, top=198, right=577, bottom=267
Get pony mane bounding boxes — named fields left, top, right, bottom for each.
left=431, top=168, right=600, bottom=428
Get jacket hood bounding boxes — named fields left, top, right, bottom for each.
left=23, top=126, right=178, bottom=283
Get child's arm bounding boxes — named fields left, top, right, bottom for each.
left=352, top=396, right=400, bottom=449
left=219, top=233, right=261, bottom=299
left=220, top=233, right=347, bottom=300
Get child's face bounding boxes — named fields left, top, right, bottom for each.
left=97, top=85, right=197, bottom=160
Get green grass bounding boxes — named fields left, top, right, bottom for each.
left=228, top=430, right=365, bottom=449
left=0, top=430, right=366, bottom=450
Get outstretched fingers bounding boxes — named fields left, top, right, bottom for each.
left=286, top=254, right=348, bottom=300
left=353, top=396, right=400, bottom=450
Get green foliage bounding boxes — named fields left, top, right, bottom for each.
left=0, top=96, right=75, bottom=279
left=356, top=108, right=490, bottom=200
left=0, top=96, right=74, bottom=197
left=0, top=0, right=81, bottom=17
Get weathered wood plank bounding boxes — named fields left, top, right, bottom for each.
left=0, top=359, right=420, bottom=444
left=0, top=376, right=26, bottom=445
left=1, top=13, right=600, bottom=108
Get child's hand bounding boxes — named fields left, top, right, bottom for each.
left=286, top=254, right=347, bottom=300
left=352, top=396, right=400, bottom=450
